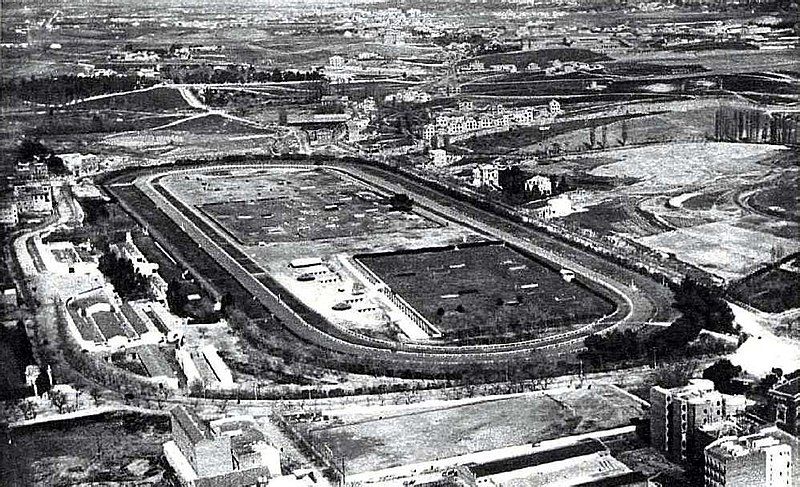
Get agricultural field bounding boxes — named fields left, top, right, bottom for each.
left=358, top=243, right=614, bottom=338
left=304, top=385, right=645, bottom=474
left=73, top=86, right=194, bottom=112
left=0, top=411, right=172, bottom=486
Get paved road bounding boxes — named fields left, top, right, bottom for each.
left=117, top=162, right=663, bottom=368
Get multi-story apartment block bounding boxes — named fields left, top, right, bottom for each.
left=0, top=198, right=19, bottom=227
left=769, top=376, right=800, bottom=437
left=704, top=426, right=799, bottom=487
left=650, top=379, right=747, bottom=463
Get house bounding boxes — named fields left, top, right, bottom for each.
left=59, top=153, right=100, bottom=177
left=429, top=149, right=461, bottom=167
left=1, top=287, right=17, bottom=307
left=111, top=232, right=160, bottom=277
left=525, top=175, right=552, bottom=196
left=548, top=99, right=563, bottom=116
left=472, top=164, right=503, bottom=189
left=16, top=159, right=49, bottom=181
left=421, top=124, right=436, bottom=142
left=458, top=100, right=474, bottom=112
left=460, top=60, right=485, bottom=72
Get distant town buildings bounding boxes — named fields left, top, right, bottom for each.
left=704, top=426, right=800, bottom=487
left=490, top=63, right=517, bottom=73
left=420, top=100, right=562, bottom=146
left=384, top=89, right=432, bottom=104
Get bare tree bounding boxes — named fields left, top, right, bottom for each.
left=50, top=390, right=68, bottom=414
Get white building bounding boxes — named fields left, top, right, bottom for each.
left=14, top=184, right=53, bottom=215
left=549, top=99, right=563, bottom=116
left=385, top=89, right=431, bottom=104
left=458, top=100, right=474, bottom=112
left=328, top=55, right=345, bottom=69
left=490, top=64, right=518, bottom=73
left=525, top=175, right=552, bottom=195
left=111, top=232, right=160, bottom=277
left=472, top=164, right=502, bottom=188
left=59, top=153, right=101, bottom=177
left=429, top=149, right=461, bottom=167
left=460, top=60, right=486, bottom=72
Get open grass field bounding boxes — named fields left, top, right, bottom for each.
left=0, top=411, right=171, bottom=486
left=305, top=385, right=645, bottom=474
left=638, top=221, right=800, bottom=282
left=358, top=243, right=614, bottom=338
left=75, top=86, right=193, bottom=112
left=180, top=168, right=439, bottom=245
left=588, top=143, right=782, bottom=194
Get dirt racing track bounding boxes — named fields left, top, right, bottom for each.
left=105, top=161, right=665, bottom=368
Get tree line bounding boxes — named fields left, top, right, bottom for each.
left=580, top=279, right=738, bottom=367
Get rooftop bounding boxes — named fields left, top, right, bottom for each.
left=772, top=376, right=800, bottom=397
left=469, top=439, right=605, bottom=478
left=136, top=344, right=175, bottom=379
left=706, top=426, right=799, bottom=461
left=171, top=405, right=212, bottom=445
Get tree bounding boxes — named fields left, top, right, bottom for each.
left=702, top=359, right=743, bottom=394
left=388, top=193, right=414, bottom=212
left=652, top=361, right=696, bottom=389
left=17, top=400, right=37, bottom=420
left=50, top=389, right=68, bottom=414
left=166, top=279, right=188, bottom=316
left=220, top=292, right=235, bottom=313
left=89, top=387, right=102, bottom=406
